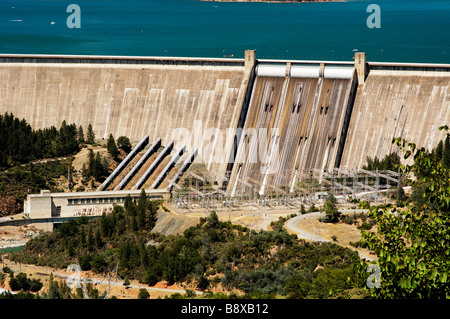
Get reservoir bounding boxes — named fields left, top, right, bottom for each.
left=0, top=0, right=449, bottom=63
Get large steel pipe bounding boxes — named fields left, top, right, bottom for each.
left=115, top=137, right=162, bottom=190
left=97, top=134, right=149, bottom=191
left=168, top=149, right=198, bottom=191
left=151, top=145, right=186, bottom=189
left=134, top=141, right=174, bottom=189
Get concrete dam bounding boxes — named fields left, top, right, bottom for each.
left=0, top=51, right=449, bottom=196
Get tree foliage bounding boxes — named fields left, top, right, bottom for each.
left=83, top=149, right=109, bottom=182
left=322, top=193, right=339, bottom=223
left=358, top=126, right=450, bottom=299
left=117, top=136, right=132, bottom=153
left=86, top=124, right=95, bottom=144
left=11, top=207, right=364, bottom=299
left=0, top=113, right=80, bottom=169
left=107, top=134, right=119, bottom=160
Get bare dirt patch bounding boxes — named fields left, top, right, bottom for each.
left=0, top=225, right=43, bottom=249
left=297, top=217, right=377, bottom=259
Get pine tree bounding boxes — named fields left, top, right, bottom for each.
left=80, top=227, right=86, bottom=248
left=137, top=189, right=147, bottom=229
left=117, top=136, right=132, bottom=153
left=81, top=163, right=87, bottom=182
left=124, top=194, right=133, bottom=212
left=78, top=125, right=85, bottom=144
left=86, top=124, right=95, bottom=144
left=92, top=152, right=103, bottom=180
left=94, top=228, right=103, bottom=248
left=87, top=227, right=94, bottom=252
left=323, top=193, right=339, bottom=223
left=87, top=149, right=95, bottom=177
left=102, top=157, right=109, bottom=176
left=107, top=134, right=119, bottom=159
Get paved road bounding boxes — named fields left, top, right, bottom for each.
left=285, top=209, right=376, bottom=261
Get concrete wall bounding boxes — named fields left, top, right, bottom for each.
left=2, top=53, right=450, bottom=194
left=227, top=66, right=355, bottom=195
left=0, top=54, right=254, bottom=185
left=340, top=69, right=450, bottom=168
left=24, top=190, right=52, bottom=218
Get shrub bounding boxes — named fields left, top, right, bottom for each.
left=138, top=288, right=150, bottom=299
left=357, top=222, right=373, bottom=231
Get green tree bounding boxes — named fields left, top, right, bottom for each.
left=323, top=193, right=339, bottom=223
left=78, top=125, right=85, bottom=144
left=284, top=272, right=311, bottom=299
left=117, top=136, right=132, bottom=153
left=86, top=124, right=95, bottom=144
left=107, top=134, right=119, bottom=160
left=138, top=288, right=150, bottom=299
left=299, top=204, right=307, bottom=215
left=434, top=140, right=443, bottom=161
left=205, top=211, right=220, bottom=229
left=358, top=127, right=450, bottom=299
left=87, top=228, right=94, bottom=252
left=396, top=185, right=407, bottom=207
left=95, top=228, right=103, bottom=248
left=137, top=189, right=148, bottom=230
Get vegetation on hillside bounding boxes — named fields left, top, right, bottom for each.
left=7, top=189, right=366, bottom=299
left=0, top=159, right=74, bottom=215
left=0, top=113, right=138, bottom=215
left=0, top=113, right=81, bottom=169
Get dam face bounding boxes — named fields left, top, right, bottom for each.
left=227, top=64, right=356, bottom=196
left=341, top=68, right=450, bottom=168
left=1, top=52, right=449, bottom=196
left=0, top=54, right=254, bottom=185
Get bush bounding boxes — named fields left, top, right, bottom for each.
left=299, top=205, right=307, bottom=214
left=117, top=136, right=132, bottom=153
left=138, top=288, right=150, bottom=299
left=8, top=272, right=42, bottom=292
left=357, top=222, right=373, bottom=231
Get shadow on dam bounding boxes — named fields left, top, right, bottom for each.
left=227, top=64, right=356, bottom=196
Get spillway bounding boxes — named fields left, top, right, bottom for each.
left=227, top=63, right=356, bottom=196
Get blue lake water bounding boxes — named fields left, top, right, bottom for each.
left=0, top=245, right=24, bottom=254
left=0, top=0, right=449, bottom=63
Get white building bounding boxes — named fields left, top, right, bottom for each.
left=23, top=189, right=169, bottom=230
